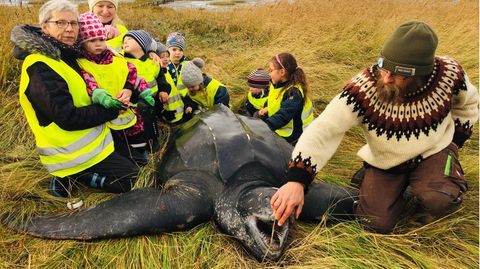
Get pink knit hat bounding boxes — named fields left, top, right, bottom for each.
left=78, top=12, right=106, bottom=44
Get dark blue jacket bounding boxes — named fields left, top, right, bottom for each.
left=263, top=81, right=304, bottom=144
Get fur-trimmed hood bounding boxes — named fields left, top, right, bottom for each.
left=11, top=24, right=62, bottom=60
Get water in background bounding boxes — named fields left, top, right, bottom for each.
left=162, top=0, right=276, bottom=10
left=0, top=0, right=276, bottom=10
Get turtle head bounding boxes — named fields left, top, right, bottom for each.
left=214, top=186, right=290, bottom=261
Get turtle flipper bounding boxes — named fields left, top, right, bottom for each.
left=3, top=171, right=223, bottom=240
left=300, top=182, right=358, bottom=222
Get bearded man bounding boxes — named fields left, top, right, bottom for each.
left=270, top=21, right=479, bottom=233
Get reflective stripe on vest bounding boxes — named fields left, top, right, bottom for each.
left=267, top=84, right=314, bottom=137
left=147, top=79, right=157, bottom=88
left=19, top=53, right=114, bottom=177
left=42, top=128, right=113, bottom=173
left=77, top=56, right=137, bottom=130
left=126, top=57, right=160, bottom=94
left=247, top=91, right=267, bottom=110
left=188, top=78, right=223, bottom=109
left=163, top=71, right=184, bottom=123
left=106, top=24, right=128, bottom=51
left=108, top=111, right=136, bottom=129
left=38, top=125, right=106, bottom=156
left=169, top=61, right=187, bottom=97
left=302, top=104, right=314, bottom=129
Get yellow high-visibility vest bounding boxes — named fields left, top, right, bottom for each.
left=106, top=24, right=128, bottom=52
left=78, top=56, right=137, bottom=130
left=126, top=57, right=160, bottom=94
left=188, top=78, right=224, bottom=109
left=247, top=91, right=267, bottom=110
left=163, top=71, right=184, bottom=123
left=169, top=61, right=187, bottom=97
left=19, top=54, right=114, bottom=177
left=267, top=84, right=314, bottom=137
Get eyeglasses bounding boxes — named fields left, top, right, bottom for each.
left=379, top=68, right=410, bottom=81
left=46, top=20, right=80, bottom=29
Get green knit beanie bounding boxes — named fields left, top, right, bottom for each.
left=378, top=21, right=438, bottom=76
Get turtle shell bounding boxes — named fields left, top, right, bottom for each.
left=158, top=105, right=293, bottom=185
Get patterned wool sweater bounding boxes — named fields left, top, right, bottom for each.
left=287, top=56, right=479, bottom=187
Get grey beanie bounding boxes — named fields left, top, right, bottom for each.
left=181, top=58, right=205, bottom=88
left=191, top=57, right=205, bottom=69
left=378, top=20, right=438, bottom=76
left=156, top=42, right=168, bottom=55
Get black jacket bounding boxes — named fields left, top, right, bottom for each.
left=11, top=25, right=118, bottom=131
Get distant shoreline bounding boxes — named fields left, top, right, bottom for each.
left=0, top=0, right=277, bottom=10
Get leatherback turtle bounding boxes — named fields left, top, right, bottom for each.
left=3, top=105, right=355, bottom=261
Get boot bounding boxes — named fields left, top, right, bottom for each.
left=49, top=176, right=71, bottom=198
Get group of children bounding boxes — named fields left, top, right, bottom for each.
left=76, top=8, right=314, bottom=167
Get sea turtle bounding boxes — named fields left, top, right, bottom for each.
left=3, top=105, right=356, bottom=261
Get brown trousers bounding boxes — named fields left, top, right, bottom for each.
left=354, top=143, right=468, bottom=233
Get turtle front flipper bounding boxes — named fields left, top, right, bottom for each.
left=3, top=171, right=223, bottom=240
left=300, top=182, right=358, bottom=222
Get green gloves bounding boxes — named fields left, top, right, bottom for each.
left=92, top=88, right=154, bottom=110
left=92, top=88, right=125, bottom=110
left=139, top=88, right=155, bottom=106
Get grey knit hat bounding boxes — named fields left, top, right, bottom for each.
left=181, top=58, right=205, bottom=88
left=378, top=20, right=438, bottom=76
left=124, top=30, right=153, bottom=54
left=156, top=42, right=168, bottom=55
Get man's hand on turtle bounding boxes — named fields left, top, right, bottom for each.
left=270, top=181, right=305, bottom=226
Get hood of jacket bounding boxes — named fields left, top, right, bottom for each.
left=11, top=24, right=62, bottom=60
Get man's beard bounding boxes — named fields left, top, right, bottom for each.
left=375, top=77, right=419, bottom=104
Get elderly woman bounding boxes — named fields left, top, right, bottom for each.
left=11, top=0, right=139, bottom=197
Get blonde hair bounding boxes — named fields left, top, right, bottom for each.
left=89, top=0, right=124, bottom=27
left=110, top=16, right=124, bottom=27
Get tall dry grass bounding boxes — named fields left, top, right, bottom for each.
left=0, top=0, right=478, bottom=268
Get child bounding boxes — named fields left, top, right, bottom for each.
left=181, top=58, right=230, bottom=114
left=77, top=12, right=155, bottom=166
left=156, top=42, right=170, bottom=67
left=166, top=32, right=188, bottom=97
left=258, top=53, right=314, bottom=145
left=154, top=42, right=186, bottom=124
left=245, top=68, right=270, bottom=117
left=122, top=30, right=176, bottom=151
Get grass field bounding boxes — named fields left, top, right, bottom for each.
left=0, top=0, right=478, bottom=268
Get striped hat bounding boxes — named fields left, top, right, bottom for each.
left=166, top=32, right=186, bottom=51
left=124, top=30, right=152, bottom=54
left=78, top=12, right=106, bottom=44
left=247, top=68, right=270, bottom=88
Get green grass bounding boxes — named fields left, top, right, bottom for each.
left=0, top=0, right=478, bottom=268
